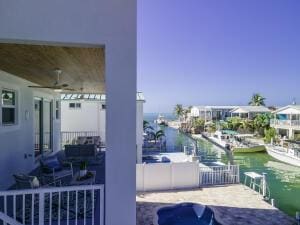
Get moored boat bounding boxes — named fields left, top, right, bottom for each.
left=208, top=130, right=231, bottom=150
left=266, top=142, right=300, bottom=167
left=232, top=134, right=266, bottom=153
left=155, top=114, right=168, bottom=126
left=233, top=145, right=266, bottom=153
left=207, top=131, right=266, bottom=153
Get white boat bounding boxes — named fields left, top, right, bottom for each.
left=155, top=114, right=167, bottom=126
left=208, top=131, right=266, bottom=153
left=266, top=144, right=300, bottom=167
left=208, top=130, right=231, bottom=150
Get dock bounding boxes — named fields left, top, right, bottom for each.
left=136, top=184, right=296, bottom=225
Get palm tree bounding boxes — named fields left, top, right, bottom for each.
left=240, top=119, right=254, bottom=133
left=192, top=118, right=205, bottom=134
left=249, top=93, right=266, bottom=106
left=226, top=117, right=242, bottom=131
left=155, top=130, right=165, bottom=141
left=149, top=129, right=165, bottom=143
left=174, top=104, right=184, bottom=120
left=254, top=114, right=271, bottom=135
left=143, top=120, right=154, bottom=132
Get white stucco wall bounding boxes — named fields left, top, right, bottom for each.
left=0, top=1, right=137, bottom=224
left=0, top=70, right=61, bottom=189
left=61, top=101, right=106, bottom=139
left=61, top=99, right=144, bottom=163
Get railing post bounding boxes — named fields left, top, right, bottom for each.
left=100, top=186, right=105, bottom=225
left=262, top=173, right=267, bottom=198
left=39, top=192, right=45, bottom=225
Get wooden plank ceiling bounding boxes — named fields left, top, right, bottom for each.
left=0, top=43, right=105, bottom=93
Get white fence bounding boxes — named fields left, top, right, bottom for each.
left=136, top=162, right=200, bottom=192
left=199, top=165, right=240, bottom=186
left=136, top=163, right=240, bottom=192
left=0, top=184, right=104, bottom=225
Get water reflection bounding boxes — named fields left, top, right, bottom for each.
left=265, top=161, right=300, bottom=185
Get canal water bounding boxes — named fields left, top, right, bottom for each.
left=144, top=113, right=300, bottom=217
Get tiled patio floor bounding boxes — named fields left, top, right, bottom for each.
left=136, top=184, right=296, bottom=225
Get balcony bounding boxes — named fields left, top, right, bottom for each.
left=0, top=149, right=106, bottom=225
left=270, top=119, right=300, bottom=128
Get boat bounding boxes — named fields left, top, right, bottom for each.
left=155, top=114, right=168, bottom=126
left=233, top=145, right=266, bottom=153
left=207, top=131, right=266, bottom=153
left=207, top=130, right=231, bottom=150
left=266, top=141, right=300, bottom=167
left=232, top=134, right=266, bottom=153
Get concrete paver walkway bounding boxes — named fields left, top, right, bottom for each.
left=136, top=184, right=296, bottom=225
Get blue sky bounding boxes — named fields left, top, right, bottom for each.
left=137, top=0, right=300, bottom=113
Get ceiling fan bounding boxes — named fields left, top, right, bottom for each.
left=28, top=69, right=76, bottom=92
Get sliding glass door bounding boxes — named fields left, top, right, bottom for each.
left=34, top=98, right=53, bottom=157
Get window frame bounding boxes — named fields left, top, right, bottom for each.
left=1, top=88, right=18, bottom=126
left=69, top=102, right=81, bottom=109
left=55, top=99, right=60, bottom=120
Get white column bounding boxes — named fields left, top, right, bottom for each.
left=106, top=43, right=136, bottom=225
left=288, top=128, right=294, bottom=139
left=105, top=15, right=137, bottom=225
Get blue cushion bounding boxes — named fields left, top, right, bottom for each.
left=42, top=157, right=62, bottom=172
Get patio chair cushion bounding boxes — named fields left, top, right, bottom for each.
left=40, top=157, right=62, bottom=173
left=77, top=136, right=101, bottom=146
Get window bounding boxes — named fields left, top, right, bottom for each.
left=69, top=103, right=75, bottom=108
left=2, top=90, right=16, bottom=125
left=101, top=104, right=106, bottom=110
left=69, top=102, right=81, bottom=109
left=55, top=100, right=60, bottom=119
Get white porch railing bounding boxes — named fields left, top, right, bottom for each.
left=270, top=119, right=300, bottom=127
left=199, top=165, right=240, bottom=186
left=0, top=184, right=104, bottom=225
left=61, top=131, right=101, bottom=148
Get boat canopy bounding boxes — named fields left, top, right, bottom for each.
left=222, top=130, right=238, bottom=135
left=234, top=134, right=254, bottom=138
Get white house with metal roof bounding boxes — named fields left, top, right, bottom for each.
left=270, top=105, right=300, bottom=139
left=190, top=105, right=238, bottom=122
left=60, top=92, right=145, bottom=163
left=230, top=106, right=271, bottom=119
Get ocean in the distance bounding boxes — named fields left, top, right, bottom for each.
left=144, top=112, right=176, bottom=122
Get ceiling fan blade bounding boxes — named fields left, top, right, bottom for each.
left=63, top=88, right=77, bottom=91
left=28, top=85, right=56, bottom=89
